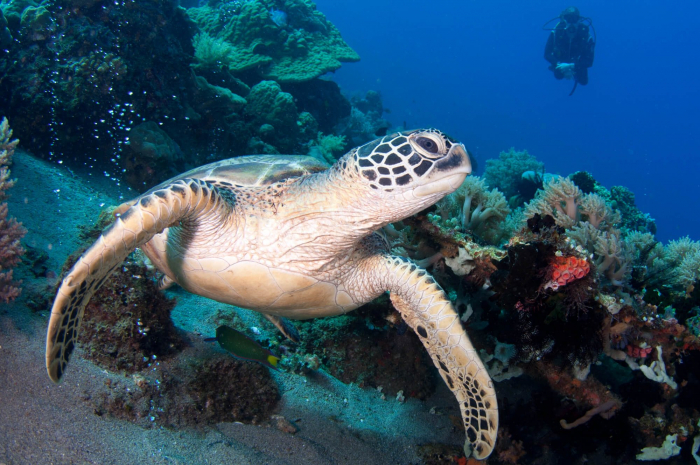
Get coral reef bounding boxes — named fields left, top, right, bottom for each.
left=569, top=170, right=597, bottom=194
left=308, top=132, right=347, bottom=164
left=0, top=0, right=370, bottom=190
left=282, top=79, right=352, bottom=133
left=78, top=257, right=184, bottom=373
left=434, top=176, right=511, bottom=244
left=292, top=302, right=438, bottom=399
left=124, top=121, right=185, bottom=189
left=0, top=117, right=26, bottom=303
left=244, top=80, right=301, bottom=152
left=484, top=147, right=545, bottom=204
left=524, top=176, right=583, bottom=229
left=0, top=7, right=13, bottom=49
left=337, top=91, right=392, bottom=147
left=188, top=0, right=359, bottom=83
left=0, top=0, right=196, bottom=163
left=91, top=343, right=279, bottom=428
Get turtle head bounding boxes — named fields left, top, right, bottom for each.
left=351, top=128, right=471, bottom=212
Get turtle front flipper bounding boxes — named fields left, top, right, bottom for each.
left=46, top=179, right=229, bottom=382
left=377, top=255, right=498, bottom=460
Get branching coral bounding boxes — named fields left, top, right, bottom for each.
left=0, top=117, right=25, bottom=303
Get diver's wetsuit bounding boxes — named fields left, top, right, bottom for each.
left=544, top=20, right=595, bottom=85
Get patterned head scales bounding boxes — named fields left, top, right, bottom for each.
left=352, top=129, right=471, bottom=195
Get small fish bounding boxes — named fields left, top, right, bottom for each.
left=205, top=325, right=280, bottom=369
left=269, top=9, right=288, bottom=28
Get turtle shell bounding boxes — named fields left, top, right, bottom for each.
left=146, top=155, right=330, bottom=193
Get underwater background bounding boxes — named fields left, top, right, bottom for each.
left=1, top=0, right=700, bottom=464
left=318, top=0, right=700, bottom=244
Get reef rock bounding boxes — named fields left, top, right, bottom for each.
left=187, top=0, right=359, bottom=83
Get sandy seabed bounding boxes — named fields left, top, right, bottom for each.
left=0, top=151, right=465, bottom=465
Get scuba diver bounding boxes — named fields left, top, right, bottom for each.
left=543, top=7, right=596, bottom=95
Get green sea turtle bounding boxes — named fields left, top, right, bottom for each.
left=45, top=129, right=498, bottom=459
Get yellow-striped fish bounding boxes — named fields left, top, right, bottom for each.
left=205, top=325, right=280, bottom=369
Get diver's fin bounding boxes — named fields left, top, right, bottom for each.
left=264, top=314, right=300, bottom=343
left=569, top=80, right=578, bottom=96
left=45, top=178, right=229, bottom=382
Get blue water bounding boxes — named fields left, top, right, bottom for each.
left=317, top=0, right=700, bottom=243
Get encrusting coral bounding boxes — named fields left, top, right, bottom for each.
left=0, top=117, right=26, bottom=303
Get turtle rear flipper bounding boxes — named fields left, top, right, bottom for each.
left=45, top=179, right=228, bottom=382
left=377, top=255, right=498, bottom=460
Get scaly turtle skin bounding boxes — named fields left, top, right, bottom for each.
left=45, top=129, right=498, bottom=459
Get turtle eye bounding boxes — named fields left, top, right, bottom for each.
left=411, top=133, right=447, bottom=159
left=416, top=136, right=438, bottom=153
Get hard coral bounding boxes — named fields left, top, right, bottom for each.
left=188, top=0, right=359, bottom=83
left=544, top=255, right=590, bottom=291
left=125, top=121, right=185, bottom=189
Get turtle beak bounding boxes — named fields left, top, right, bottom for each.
left=413, top=143, right=471, bottom=198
